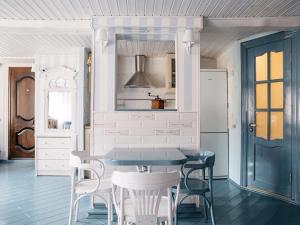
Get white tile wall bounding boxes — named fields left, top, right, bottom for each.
left=93, top=112, right=199, bottom=155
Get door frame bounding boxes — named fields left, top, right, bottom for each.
left=8, top=67, right=35, bottom=159
left=241, top=31, right=298, bottom=201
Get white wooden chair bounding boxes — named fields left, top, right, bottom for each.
left=68, top=151, right=113, bottom=225
left=111, top=171, right=181, bottom=225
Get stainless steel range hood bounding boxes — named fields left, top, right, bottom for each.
left=124, top=55, right=152, bottom=88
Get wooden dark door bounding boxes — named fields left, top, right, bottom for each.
left=9, top=67, right=35, bottom=159
left=246, top=39, right=292, bottom=197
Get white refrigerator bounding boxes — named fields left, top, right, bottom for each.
left=200, top=69, right=228, bottom=178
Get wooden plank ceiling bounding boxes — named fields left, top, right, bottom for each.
left=0, top=0, right=298, bottom=19
left=0, top=0, right=298, bottom=58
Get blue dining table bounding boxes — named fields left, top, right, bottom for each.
left=104, top=147, right=187, bottom=166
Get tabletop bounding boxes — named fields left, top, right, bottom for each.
left=104, top=148, right=187, bottom=166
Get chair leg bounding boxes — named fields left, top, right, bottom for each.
left=75, top=194, right=80, bottom=221
left=174, top=208, right=178, bottom=225
left=68, top=191, right=75, bottom=225
left=107, top=193, right=112, bottom=225
left=209, top=203, right=216, bottom=225
left=203, top=196, right=208, bottom=221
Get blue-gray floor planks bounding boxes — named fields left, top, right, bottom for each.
left=1, top=160, right=300, bottom=225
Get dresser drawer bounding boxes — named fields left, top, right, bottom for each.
left=37, top=160, right=70, bottom=171
left=37, top=148, right=71, bottom=160
left=37, top=137, right=72, bottom=149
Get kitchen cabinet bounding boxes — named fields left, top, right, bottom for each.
left=165, top=53, right=176, bottom=92
left=200, top=69, right=228, bottom=177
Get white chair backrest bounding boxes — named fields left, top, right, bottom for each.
left=69, top=151, right=83, bottom=168
left=112, top=171, right=180, bottom=225
left=69, top=151, right=105, bottom=180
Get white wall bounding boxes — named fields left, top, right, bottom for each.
left=200, top=56, right=217, bottom=69
left=91, top=16, right=202, bottom=158
left=217, top=42, right=242, bottom=184
left=216, top=32, right=277, bottom=185
left=0, top=61, right=34, bottom=159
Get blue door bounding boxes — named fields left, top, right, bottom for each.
left=246, top=38, right=292, bottom=197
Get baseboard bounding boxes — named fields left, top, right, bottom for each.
left=228, top=178, right=300, bottom=206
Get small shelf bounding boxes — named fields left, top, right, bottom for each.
left=116, top=109, right=177, bottom=111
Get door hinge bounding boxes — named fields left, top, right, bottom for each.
left=289, top=173, right=292, bottom=184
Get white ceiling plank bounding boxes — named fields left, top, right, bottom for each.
left=108, top=0, right=120, bottom=16
left=30, top=0, right=58, bottom=20
left=97, top=0, right=112, bottom=16
left=0, top=0, right=27, bottom=19
left=89, top=0, right=104, bottom=16
left=127, top=0, right=136, bottom=16
left=144, top=0, right=155, bottom=16
left=279, top=1, right=299, bottom=16
left=195, top=0, right=211, bottom=16
left=136, top=0, right=146, bottom=16
left=0, top=0, right=297, bottom=19
left=117, top=0, right=128, bottom=16
left=161, top=0, right=174, bottom=16
left=37, top=0, right=65, bottom=20
left=177, top=0, right=192, bottom=16
left=284, top=2, right=300, bottom=16
left=169, top=0, right=183, bottom=16
left=153, top=0, right=165, bottom=16
left=204, top=16, right=300, bottom=29
left=22, top=0, right=50, bottom=20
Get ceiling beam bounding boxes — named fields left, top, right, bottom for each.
left=0, top=19, right=91, bottom=34
left=205, top=16, right=300, bottom=29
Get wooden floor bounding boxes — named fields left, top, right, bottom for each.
left=0, top=160, right=300, bottom=225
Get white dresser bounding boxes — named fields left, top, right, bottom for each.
left=34, top=60, right=85, bottom=176
left=36, top=135, right=75, bottom=175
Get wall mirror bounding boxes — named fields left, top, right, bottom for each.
left=115, top=33, right=177, bottom=111
left=47, top=91, right=72, bottom=130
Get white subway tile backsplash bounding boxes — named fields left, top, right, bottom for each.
left=92, top=144, right=104, bottom=155
left=94, top=127, right=104, bottom=136
left=130, top=128, right=155, bottom=136
left=180, top=112, right=197, bottom=120
left=180, top=128, right=197, bottom=136
left=167, top=136, right=192, bottom=144
left=155, top=113, right=180, bottom=120
left=130, top=112, right=155, bottom=120
left=117, top=121, right=141, bottom=128
left=94, top=136, right=115, bottom=145
left=156, top=129, right=180, bottom=136
left=94, top=112, right=104, bottom=123
left=129, top=144, right=154, bottom=149
left=154, top=144, right=180, bottom=149
left=94, top=121, right=116, bottom=128
left=179, top=145, right=198, bottom=151
left=168, top=121, right=193, bottom=128
left=142, top=121, right=167, bottom=128
left=104, top=129, right=129, bottom=136
left=93, top=111, right=199, bottom=156
left=142, top=136, right=167, bottom=144
left=104, top=144, right=129, bottom=154
left=116, top=136, right=141, bottom=144
left=104, top=113, right=129, bottom=121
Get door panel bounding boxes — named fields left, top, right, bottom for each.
left=247, top=40, right=291, bottom=197
left=9, top=67, right=35, bottom=159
